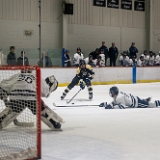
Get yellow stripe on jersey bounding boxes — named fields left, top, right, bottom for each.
left=76, top=67, right=80, bottom=75
left=86, top=64, right=92, bottom=70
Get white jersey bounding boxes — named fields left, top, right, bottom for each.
left=148, top=56, right=155, bottom=66
left=111, top=91, right=138, bottom=108
left=144, top=55, right=149, bottom=65
left=0, top=73, right=49, bottom=100
left=129, top=59, right=137, bottom=66
left=96, top=59, right=105, bottom=67
left=73, top=53, right=84, bottom=65
left=137, top=59, right=146, bottom=66
left=155, top=55, right=160, bottom=65
left=119, top=55, right=130, bottom=66
left=99, top=54, right=105, bottom=62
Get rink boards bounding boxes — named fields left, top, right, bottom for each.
left=41, top=67, right=160, bottom=86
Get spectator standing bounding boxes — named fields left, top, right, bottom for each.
left=148, top=51, right=155, bottom=66
left=89, top=48, right=99, bottom=60
left=109, top=42, right=119, bottom=66
left=7, top=46, right=16, bottom=65
left=99, top=41, right=108, bottom=66
left=38, top=52, right=52, bottom=67
left=85, top=55, right=96, bottom=67
left=64, top=50, right=71, bottom=67
left=17, top=51, right=29, bottom=66
left=129, top=42, right=138, bottom=58
left=73, top=47, right=84, bottom=67
left=155, top=51, right=160, bottom=65
left=119, top=51, right=130, bottom=66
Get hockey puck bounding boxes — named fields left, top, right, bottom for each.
left=72, top=103, right=74, bottom=104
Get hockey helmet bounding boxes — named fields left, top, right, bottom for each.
left=79, top=59, right=86, bottom=69
left=77, top=47, right=81, bottom=52
left=109, top=86, right=119, bottom=97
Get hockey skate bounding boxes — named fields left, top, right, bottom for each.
left=61, top=93, right=66, bottom=100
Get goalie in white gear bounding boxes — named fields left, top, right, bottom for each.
left=99, top=86, right=160, bottom=109
left=0, top=70, right=63, bottom=130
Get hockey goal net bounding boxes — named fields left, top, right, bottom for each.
left=0, top=66, right=41, bottom=160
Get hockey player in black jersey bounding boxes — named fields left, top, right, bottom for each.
left=0, top=72, right=63, bottom=130
left=61, top=59, right=95, bottom=100
left=99, top=86, right=160, bottom=109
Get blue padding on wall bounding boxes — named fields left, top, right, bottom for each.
left=132, top=65, right=136, bottom=83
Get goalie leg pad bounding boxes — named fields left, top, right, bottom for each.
left=41, top=103, right=64, bottom=130
left=0, top=107, right=19, bottom=129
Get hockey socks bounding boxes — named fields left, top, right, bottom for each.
left=61, top=88, right=70, bottom=100
left=88, top=86, right=93, bottom=100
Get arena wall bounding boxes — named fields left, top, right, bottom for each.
left=41, top=67, right=160, bottom=86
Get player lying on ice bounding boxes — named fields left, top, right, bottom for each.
left=61, top=59, right=95, bottom=100
left=99, top=86, right=160, bottom=109
left=0, top=70, right=63, bottom=130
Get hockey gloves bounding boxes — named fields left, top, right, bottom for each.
left=99, top=102, right=107, bottom=107
left=99, top=102, right=114, bottom=109
left=83, top=76, right=93, bottom=86
left=105, top=104, right=113, bottom=109
left=80, top=81, right=85, bottom=90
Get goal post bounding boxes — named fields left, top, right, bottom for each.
left=0, top=66, right=41, bottom=160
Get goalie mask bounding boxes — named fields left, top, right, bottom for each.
left=45, top=75, right=58, bottom=96
left=109, top=86, right=119, bottom=97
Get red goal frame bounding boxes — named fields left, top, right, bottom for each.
left=0, top=65, right=41, bottom=160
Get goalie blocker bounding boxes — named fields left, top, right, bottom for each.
left=0, top=72, right=63, bottom=130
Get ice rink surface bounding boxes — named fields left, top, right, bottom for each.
left=42, top=83, right=160, bottom=160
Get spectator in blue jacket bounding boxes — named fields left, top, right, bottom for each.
left=7, top=46, right=16, bottom=65
left=99, top=41, right=108, bottom=66
left=17, top=51, right=29, bottom=66
left=109, top=43, right=119, bottom=66
left=129, top=42, right=138, bottom=58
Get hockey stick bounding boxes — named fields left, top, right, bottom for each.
left=53, top=103, right=99, bottom=107
left=66, top=89, right=82, bottom=104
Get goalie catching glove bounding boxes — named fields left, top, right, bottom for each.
left=45, top=75, right=58, bottom=97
